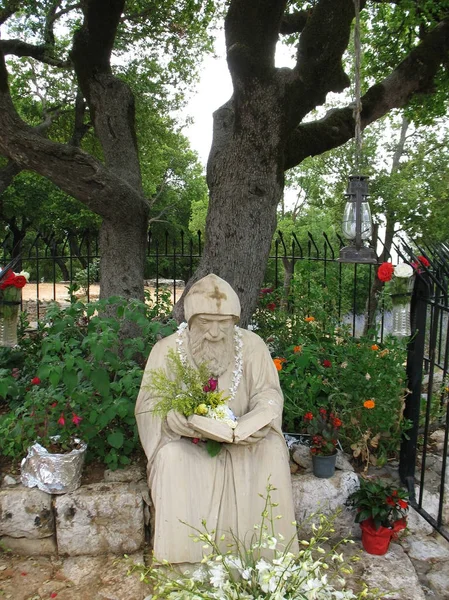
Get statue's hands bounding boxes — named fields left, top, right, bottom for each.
left=166, top=410, right=200, bottom=438
left=235, top=424, right=271, bottom=446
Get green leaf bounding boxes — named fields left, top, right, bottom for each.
left=49, top=368, right=61, bottom=387
left=91, top=368, right=110, bottom=396
left=62, top=369, right=78, bottom=393
left=107, top=430, right=124, bottom=449
left=206, top=440, right=222, bottom=457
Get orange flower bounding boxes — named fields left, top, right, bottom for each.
left=273, top=358, right=286, bottom=371
left=371, top=344, right=379, bottom=351
left=363, top=399, right=375, bottom=409
left=378, top=349, right=390, bottom=358
left=293, top=345, right=302, bottom=353
left=304, top=316, right=315, bottom=322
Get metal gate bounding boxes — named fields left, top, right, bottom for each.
left=399, top=244, right=449, bottom=541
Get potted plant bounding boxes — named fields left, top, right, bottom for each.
left=20, top=385, right=87, bottom=494
left=347, top=477, right=409, bottom=555
left=303, top=408, right=342, bottom=478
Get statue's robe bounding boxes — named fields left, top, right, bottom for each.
left=135, top=327, right=298, bottom=563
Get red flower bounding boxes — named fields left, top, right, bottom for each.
left=322, top=359, right=332, bottom=368
left=398, top=499, right=408, bottom=509
left=203, top=378, right=218, bottom=392
left=72, top=413, right=82, bottom=426
left=303, top=412, right=313, bottom=421
left=50, top=594, right=58, bottom=599
left=392, top=490, right=398, bottom=497
left=31, top=377, right=41, bottom=385
left=0, top=270, right=27, bottom=289
left=266, top=302, right=276, bottom=311
left=377, top=262, right=394, bottom=282
left=51, top=402, right=57, bottom=408
left=333, top=417, right=342, bottom=428
left=412, top=255, right=430, bottom=271
left=416, top=255, right=430, bottom=268
left=260, top=287, right=274, bottom=295
left=192, top=438, right=200, bottom=445
left=57, top=413, right=65, bottom=426
left=0, top=270, right=15, bottom=289
left=386, top=496, right=396, bottom=507
left=319, top=408, right=327, bottom=416
left=11, top=275, right=27, bottom=288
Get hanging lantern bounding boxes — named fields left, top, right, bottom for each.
left=338, top=175, right=377, bottom=264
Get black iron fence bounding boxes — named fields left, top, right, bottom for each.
left=1, top=228, right=384, bottom=336
left=2, top=227, right=448, bottom=537
left=399, top=243, right=449, bottom=542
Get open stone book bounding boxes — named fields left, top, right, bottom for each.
left=188, top=405, right=275, bottom=443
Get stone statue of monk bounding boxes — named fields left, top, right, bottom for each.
left=135, top=274, right=298, bottom=564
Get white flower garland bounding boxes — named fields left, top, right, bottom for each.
left=176, top=322, right=243, bottom=404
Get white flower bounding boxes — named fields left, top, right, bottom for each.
left=365, top=373, right=371, bottom=380
left=208, top=563, right=227, bottom=588
left=394, top=263, right=413, bottom=278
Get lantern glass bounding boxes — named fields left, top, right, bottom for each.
left=342, top=200, right=373, bottom=240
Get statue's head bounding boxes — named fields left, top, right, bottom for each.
left=184, top=274, right=240, bottom=376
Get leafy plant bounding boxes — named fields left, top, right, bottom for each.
left=347, top=478, right=409, bottom=530
left=256, top=281, right=411, bottom=464
left=0, top=293, right=176, bottom=469
left=303, top=408, right=342, bottom=456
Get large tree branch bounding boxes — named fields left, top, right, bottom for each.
left=225, top=0, right=287, bottom=79
left=284, top=16, right=449, bottom=169
left=0, top=39, right=70, bottom=68
left=70, top=0, right=143, bottom=192
left=0, top=51, right=147, bottom=226
left=295, top=0, right=354, bottom=95
left=0, top=160, right=22, bottom=196
left=279, top=10, right=309, bottom=35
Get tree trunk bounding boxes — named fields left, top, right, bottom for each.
left=363, top=116, right=410, bottom=335
left=175, top=81, right=285, bottom=327
left=99, top=211, right=148, bottom=301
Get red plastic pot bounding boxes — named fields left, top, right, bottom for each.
left=360, top=518, right=407, bottom=555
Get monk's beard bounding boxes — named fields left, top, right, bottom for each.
left=188, top=329, right=235, bottom=377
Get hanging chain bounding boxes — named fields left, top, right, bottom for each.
left=353, top=0, right=362, bottom=172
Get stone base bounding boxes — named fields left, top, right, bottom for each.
left=54, top=482, right=145, bottom=556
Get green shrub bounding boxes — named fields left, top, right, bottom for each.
left=0, top=293, right=176, bottom=469
left=254, top=281, right=411, bottom=466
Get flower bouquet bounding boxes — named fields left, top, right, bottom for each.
left=149, top=349, right=237, bottom=456
left=303, top=408, right=342, bottom=478
left=0, top=268, right=29, bottom=346
left=347, top=478, right=409, bottom=555
left=377, top=261, right=414, bottom=300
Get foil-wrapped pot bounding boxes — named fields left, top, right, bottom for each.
left=21, top=437, right=87, bottom=494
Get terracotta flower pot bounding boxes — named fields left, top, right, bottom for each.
left=311, top=451, right=337, bottom=478
left=360, top=517, right=407, bottom=555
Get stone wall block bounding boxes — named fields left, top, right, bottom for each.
left=0, top=486, right=54, bottom=539
left=291, top=471, right=360, bottom=538
left=54, top=482, right=144, bottom=556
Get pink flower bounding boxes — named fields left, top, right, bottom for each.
left=11, top=367, right=20, bottom=379
left=72, top=413, right=82, bottom=426
left=192, top=438, right=200, bottom=445
left=57, top=413, right=65, bottom=426
left=50, top=402, right=57, bottom=408
left=31, top=377, right=41, bottom=385
left=203, top=378, right=218, bottom=392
